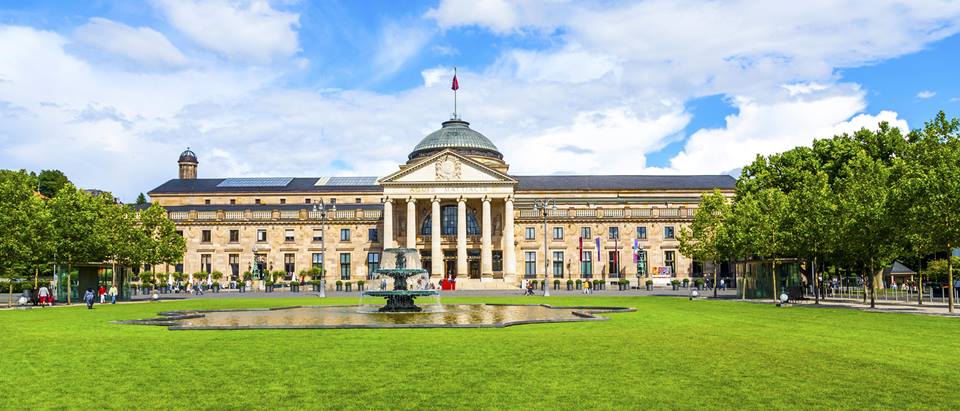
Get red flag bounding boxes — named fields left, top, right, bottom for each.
left=451, top=74, right=459, bottom=91
left=578, top=237, right=583, bottom=261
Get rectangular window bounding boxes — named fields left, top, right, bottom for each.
left=368, top=228, right=379, bottom=242
left=312, top=253, right=323, bottom=269
left=305, top=198, right=311, bottom=204
left=492, top=251, right=503, bottom=272
left=229, top=254, right=239, bottom=277
left=367, top=253, right=380, bottom=280
left=340, top=228, right=350, bottom=241
left=525, top=227, right=535, bottom=240
left=340, top=253, right=351, bottom=280
left=284, top=253, right=295, bottom=275
left=330, top=198, right=337, bottom=205
left=637, top=226, right=647, bottom=240
left=665, top=250, right=676, bottom=275
left=581, top=251, right=593, bottom=278
left=230, top=199, right=236, bottom=205
left=280, top=198, right=286, bottom=204
left=204, top=199, right=210, bottom=205
left=609, top=251, right=620, bottom=277
left=524, top=252, right=537, bottom=278
left=313, top=229, right=323, bottom=242
left=552, top=251, right=564, bottom=278
left=175, top=263, right=183, bottom=274
left=229, top=229, right=239, bottom=243
left=355, top=197, right=362, bottom=204
left=552, top=226, right=563, bottom=240
left=201, top=229, right=211, bottom=243
left=664, top=226, right=675, bottom=240
left=284, top=228, right=295, bottom=242
left=609, top=226, right=619, bottom=240
left=255, top=198, right=261, bottom=205
left=580, top=227, right=591, bottom=239
left=200, top=254, right=211, bottom=274
left=256, top=229, right=267, bottom=242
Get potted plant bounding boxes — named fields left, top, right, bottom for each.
left=211, top=271, right=223, bottom=292
left=671, top=279, right=680, bottom=291
left=265, top=280, right=274, bottom=292
left=618, top=278, right=629, bottom=291
left=682, top=278, right=690, bottom=288
left=694, top=278, right=705, bottom=290
left=289, top=280, right=299, bottom=292
left=553, top=279, right=561, bottom=290
left=592, top=279, right=601, bottom=290
left=335, top=280, right=343, bottom=291
left=529, top=279, right=537, bottom=290
left=645, top=279, right=654, bottom=291
left=345, top=281, right=353, bottom=292
left=566, top=279, right=574, bottom=291
left=357, top=280, right=365, bottom=291
left=575, top=279, right=583, bottom=290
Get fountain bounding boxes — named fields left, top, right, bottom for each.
left=362, top=248, right=438, bottom=312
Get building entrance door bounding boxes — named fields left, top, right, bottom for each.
left=445, top=260, right=456, bottom=279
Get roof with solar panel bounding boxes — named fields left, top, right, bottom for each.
left=149, top=176, right=382, bottom=194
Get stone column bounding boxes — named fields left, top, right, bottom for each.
left=481, top=196, right=492, bottom=277
left=503, top=196, right=516, bottom=279
left=382, top=198, right=394, bottom=249
left=406, top=198, right=416, bottom=248
left=456, top=197, right=467, bottom=277
left=431, top=198, right=442, bottom=278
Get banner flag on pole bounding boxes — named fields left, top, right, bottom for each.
left=578, top=236, right=583, bottom=261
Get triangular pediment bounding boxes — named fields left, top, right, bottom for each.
left=379, top=150, right=516, bottom=185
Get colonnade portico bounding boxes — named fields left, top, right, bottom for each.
left=381, top=194, right=515, bottom=282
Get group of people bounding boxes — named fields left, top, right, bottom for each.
left=82, top=284, right=118, bottom=309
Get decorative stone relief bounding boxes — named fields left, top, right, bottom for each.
left=435, top=155, right=462, bottom=181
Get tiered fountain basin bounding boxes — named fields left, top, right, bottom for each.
left=119, top=304, right=635, bottom=330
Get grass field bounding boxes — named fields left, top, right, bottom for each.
left=1, top=295, right=958, bottom=410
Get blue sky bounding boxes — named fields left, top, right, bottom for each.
left=1, top=0, right=959, bottom=201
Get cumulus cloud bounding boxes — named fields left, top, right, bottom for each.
left=916, top=90, right=936, bottom=99
left=74, top=18, right=188, bottom=67
left=154, top=0, right=300, bottom=63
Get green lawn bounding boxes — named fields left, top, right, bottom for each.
left=1, top=296, right=958, bottom=410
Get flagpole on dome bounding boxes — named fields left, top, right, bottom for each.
left=451, top=66, right=459, bottom=119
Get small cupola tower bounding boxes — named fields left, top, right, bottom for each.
left=178, top=148, right=198, bottom=179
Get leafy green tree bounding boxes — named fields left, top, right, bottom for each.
left=731, top=188, right=789, bottom=301
left=0, top=170, right=54, bottom=284
left=678, top=189, right=731, bottom=297
left=37, top=170, right=70, bottom=198
left=139, top=204, right=185, bottom=290
left=782, top=169, right=837, bottom=303
left=135, top=193, right=147, bottom=205
left=896, top=112, right=960, bottom=312
left=49, top=184, right=109, bottom=304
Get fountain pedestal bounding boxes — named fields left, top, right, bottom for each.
left=364, top=248, right=438, bottom=313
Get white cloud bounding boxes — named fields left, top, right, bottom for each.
left=74, top=18, right=188, bottom=67
left=154, top=0, right=300, bottom=63
left=916, top=90, right=936, bottom=99
left=426, top=0, right=520, bottom=34
left=663, top=85, right=909, bottom=174
left=373, top=21, right=432, bottom=79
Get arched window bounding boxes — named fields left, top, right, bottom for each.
left=421, top=205, right=481, bottom=235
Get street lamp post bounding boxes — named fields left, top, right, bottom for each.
left=313, top=200, right=336, bottom=298
left=533, top=199, right=556, bottom=297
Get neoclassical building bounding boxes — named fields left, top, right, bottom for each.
left=148, top=117, right=735, bottom=289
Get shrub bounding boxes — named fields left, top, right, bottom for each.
left=645, top=279, right=654, bottom=286
left=335, top=280, right=343, bottom=286
left=618, top=278, right=629, bottom=285
left=694, top=278, right=705, bottom=286
left=358, top=280, right=365, bottom=287
left=529, top=279, right=537, bottom=286
left=575, top=279, right=582, bottom=285
left=554, top=279, right=561, bottom=285
left=670, top=279, right=681, bottom=286
left=567, top=279, right=574, bottom=285
left=211, top=271, right=223, bottom=281
left=682, top=278, right=690, bottom=285
left=242, top=271, right=252, bottom=281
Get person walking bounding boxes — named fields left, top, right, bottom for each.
left=83, top=288, right=95, bottom=309
left=97, top=284, right=106, bottom=304
left=108, top=284, right=118, bottom=304
left=38, top=284, right=50, bottom=307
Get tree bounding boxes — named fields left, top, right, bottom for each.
left=49, top=184, right=109, bottom=304
left=0, top=170, right=53, bottom=284
left=731, top=188, right=789, bottom=301
left=897, top=112, right=960, bottom=312
left=37, top=170, right=70, bottom=198
left=139, top=204, right=185, bottom=290
left=135, top=193, right=147, bottom=205
left=678, top=189, right=731, bottom=297
left=782, top=169, right=837, bottom=304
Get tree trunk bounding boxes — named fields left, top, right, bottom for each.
left=918, top=260, right=923, bottom=306
left=869, top=259, right=876, bottom=309
left=771, top=259, right=778, bottom=303
left=66, top=261, right=72, bottom=305
left=813, top=256, right=819, bottom=305
left=713, top=260, right=718, bottom=298
left=948, top=244, right=954, bottom=313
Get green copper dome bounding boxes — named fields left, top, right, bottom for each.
left=409, top=119, right=502, bottom=160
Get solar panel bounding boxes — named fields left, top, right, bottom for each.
left=217, top=177, right=294, bottom=187
left=315, top=176, right=378, bottom=186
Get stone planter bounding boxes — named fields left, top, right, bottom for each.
left=672, top=284, right=679, bottom=291
left=345, top=283, right=352, bottom=292
left=336, top=283, right=343, bottom=291
left=645, top=284, right=652, bottom=291
left=290, top=284, right=299, bottom=292
left=567, top=283, right=573, bottom=291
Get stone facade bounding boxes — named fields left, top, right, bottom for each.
left=148, top=118, right=735, bottom=289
